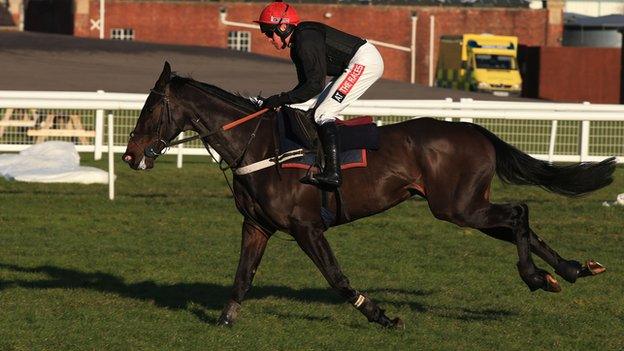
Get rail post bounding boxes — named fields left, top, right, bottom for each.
left=580, top=102, right=591, bottom=162
left=108, top=113, right=115, bottom=200
left=548, top=120, right=558, bottom=162
left=177, top=132, right=184, bottom=169
left=94, top=91, right=105, bottom=160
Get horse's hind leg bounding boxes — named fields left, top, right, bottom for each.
left=478, top=224, right=559, bottom=291
left=482, top=227, right=606, bottom=283
left=529, top=229, right=606, bottom=283
left=477, top=203, right=562, bottom=292
left=482, top=227, right=563, bottom=268
left=427, top=184, right=561, bottom=293
left=217, top=220, right=272, bottom=326
left=291, top=224, right=403, bottom=329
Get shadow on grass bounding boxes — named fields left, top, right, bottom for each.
left=0, top=263, right=515, bottom=324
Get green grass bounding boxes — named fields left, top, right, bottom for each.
left=1, top=154, right=623, bottom=350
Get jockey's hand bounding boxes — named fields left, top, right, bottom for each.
left=263, top=93, right=287, bottom=109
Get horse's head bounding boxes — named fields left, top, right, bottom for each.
left=123, top=62, right=187, bottom=170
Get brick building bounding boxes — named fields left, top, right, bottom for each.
left=7, top=0, right=564, bottom=84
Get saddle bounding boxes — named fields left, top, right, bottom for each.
left=277, top=107, right=379, bottom=170
left=276, top=106, right=379, bottom=228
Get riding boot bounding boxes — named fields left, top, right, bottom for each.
left=300, top=122, right=342, bottom=188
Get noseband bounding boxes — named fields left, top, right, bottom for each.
left=142, top=88, right=175, bottom=158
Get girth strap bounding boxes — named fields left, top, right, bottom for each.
left=233, top=149, right=305, bottom=175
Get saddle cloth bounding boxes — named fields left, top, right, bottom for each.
left=277, top=107, right=379, bottom=170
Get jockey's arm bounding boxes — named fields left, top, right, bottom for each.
left=280, top=29, right=327, bottom=105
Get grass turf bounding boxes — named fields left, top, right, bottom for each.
left=0, top=154, right=623, bottom=350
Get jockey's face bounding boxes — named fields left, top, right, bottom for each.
left=265, top=24, right=290, bottom=50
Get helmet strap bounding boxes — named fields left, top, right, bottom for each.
left=275, top=24, right=294, bottom=49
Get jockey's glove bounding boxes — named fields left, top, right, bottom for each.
left=263, top=93, right=288, bottom=109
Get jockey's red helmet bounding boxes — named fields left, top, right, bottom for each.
left=254, top=0, right=300, bottom=26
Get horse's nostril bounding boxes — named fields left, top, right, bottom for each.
left=123, top=154, right=133, bottom=163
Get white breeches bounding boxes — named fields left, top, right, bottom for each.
left=312, top=42, right=384, bottom=125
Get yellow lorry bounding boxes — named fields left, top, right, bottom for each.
left=435, top=34, right=522, bottom=97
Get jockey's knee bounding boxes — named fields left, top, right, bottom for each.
left=314, top=112, right=337, bottom=125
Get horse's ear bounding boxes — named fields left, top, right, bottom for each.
left=163, top=61, right=171, bottom=76
left=155, top=61, right=172, bottom=90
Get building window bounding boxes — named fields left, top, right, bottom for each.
left=111, top=28, right=134, bottom=41
left=228, top=31, right=250, bottom=52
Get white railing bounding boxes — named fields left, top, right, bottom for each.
left=1, top=90, right=623, bottom=165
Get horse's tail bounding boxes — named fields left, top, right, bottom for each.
left=469, top=123, right=616, bottom=197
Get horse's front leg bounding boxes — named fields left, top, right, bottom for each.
left=217, top=219, right=272, bottom=326
left=292, top=224, right=404, bottom=329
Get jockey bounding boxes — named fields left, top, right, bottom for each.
left=255, top=0, right=384, bottom=188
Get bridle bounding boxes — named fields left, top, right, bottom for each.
left=128, top=88, right=179, bottom=158
left=134, top=86, right=270, bottom=171
left=135, top=88, right=178, bottom=158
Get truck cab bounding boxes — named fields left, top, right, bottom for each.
left=437, top=34, right=522, bottom=97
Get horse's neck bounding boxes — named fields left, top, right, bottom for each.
left=194, top=95, right=274, bottom=168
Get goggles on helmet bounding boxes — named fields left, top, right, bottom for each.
left=259, top=23, right=276, bottom=38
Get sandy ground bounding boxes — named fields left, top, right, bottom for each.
left=0, top=31, right=527, bottom=101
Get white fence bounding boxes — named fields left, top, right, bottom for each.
left=1, top=90, right=623, bottom=199
left=2, top=90, right=623, bottom=163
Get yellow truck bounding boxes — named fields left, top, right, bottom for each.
left=435, top=34, right=522, bottom=97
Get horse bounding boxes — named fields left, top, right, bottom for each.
left=122, top=62, right=614, bottom=328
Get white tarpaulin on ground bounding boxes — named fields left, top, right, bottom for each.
left=602, top=193, right=624, bottom=207
left=0, top=141, right=108, bottom=184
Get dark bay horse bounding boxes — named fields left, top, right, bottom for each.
left=123, top=62, right=614, bottom=328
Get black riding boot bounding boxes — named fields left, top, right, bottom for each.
left=300, top=122, right=342, bottom=188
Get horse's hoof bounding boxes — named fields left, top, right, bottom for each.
left=544, top=273, right=562, bottom=293
left=217, top=301, right=241, bottom=327
left=520, top=268, right=561, bottom=293
left=557, top=259, right=606, bottom=283
left=216, top=316, right=234, bottom=327
left=391, top=317, right=405, bottom=330
left=579, top=259, right=606, bottom=278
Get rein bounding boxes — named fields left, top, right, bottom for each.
left=168, top=108, right=269, bottom=148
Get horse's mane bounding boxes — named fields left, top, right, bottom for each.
left=172, top=75, right=261, bottom=113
